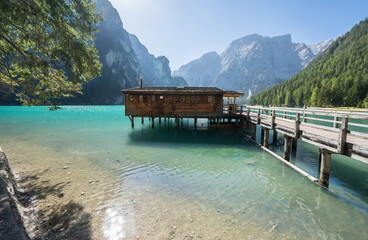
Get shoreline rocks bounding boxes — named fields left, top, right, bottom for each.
left=0, top=149, right=43, bottom=240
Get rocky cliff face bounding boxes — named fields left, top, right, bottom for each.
left=129, top=34, right=187, bottom=87
left=173, top=34, right=335, bottom=98
left=172, top=52, right=221, bottom=87
left=66, top=0, right=141, bottom=105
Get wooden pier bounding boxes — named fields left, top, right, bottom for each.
left=240, top=106, right=368, bottom=187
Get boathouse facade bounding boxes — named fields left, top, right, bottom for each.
left=121, top=87, right=243, bottom=118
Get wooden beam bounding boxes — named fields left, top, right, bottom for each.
left=271, top=110, right=276, bottom=130
left=283, top=135, right=291, bottom=161
left=294, top=113, right=300, bottom=138
left=333, top=115, right=339, bottom=128
left=264, top=128, right=269, bottom=148
left=292, top=138, right=297, bottom=150
left=338, top=116, right=349, bottom=154
left=129, top=116, right=134, bottom=128
left=251, top=124, right=256, bottom=140
left=319, top=148, right=332, bottom=187
left=273, top=130, right=278, bottom=142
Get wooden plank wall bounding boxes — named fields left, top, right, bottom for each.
left=125, top=93, right=223, bottom=117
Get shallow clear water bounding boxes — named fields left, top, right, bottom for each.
left=0, top=106, right=367, bottom=239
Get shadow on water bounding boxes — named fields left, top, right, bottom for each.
left=127, top=123, right=247, bottom=147
left=19, top=169, right=92, bottom=240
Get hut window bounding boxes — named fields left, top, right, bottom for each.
left=180, top=96, right=185, bottom=103
left=168, top=96, right=172, bottom=102
left=191, top=96, right=196, bottom=103
left=139, top=95, right=143, bottom=102
left=208, top=96, right=212, bottom=103
left=160, top=96, right=164, bottom=102
left=129, top=95, right=133, bottom=102
left=151, top=95, right=156, bottom=102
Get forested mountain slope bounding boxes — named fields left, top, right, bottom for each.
left=250, top=19, right=368, bottom=108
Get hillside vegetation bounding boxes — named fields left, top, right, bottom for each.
left=250, top=18, right=368, bottom=108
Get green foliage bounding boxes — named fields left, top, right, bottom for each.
left=250, top=18, right=368, bottom=108
left=0, top=0, right=102, bottom=108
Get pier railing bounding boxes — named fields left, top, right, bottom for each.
left=227, top=105, right=368, bottom=187
left=232, top=105, right=368, bottom=141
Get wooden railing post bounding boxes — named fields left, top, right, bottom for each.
left=333, top=115, right=339, bottom=128
left=294, top=113, right=300, bottom=138
left=257, top=109, right=261, bottom=124
left=303, top=110, right=307, bottom=123
left=247, top=108, right=250, bottom=119
left=283, top=111, right=286, bottom=119
left=337, top=116, right=348, bottom=154
left=271, top=110, right=276, bottom=130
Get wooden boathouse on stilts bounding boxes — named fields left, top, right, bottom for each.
left=121, top=85, right=243, bottom=130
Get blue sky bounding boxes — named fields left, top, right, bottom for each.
left=109, top=0, right=368, bottom=71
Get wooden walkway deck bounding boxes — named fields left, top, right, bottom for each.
left=246, top=112, right=368, bottom=164
left=223, top=106, right=368, bottom=187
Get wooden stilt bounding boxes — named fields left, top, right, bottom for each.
left=264, top=129, right=269, bottom=148
left=130, top=116, right=134, bottom=128
left=152, top=117, right=154, bottom=128
left=159, top=118, right=161, bottom=125
left=141, top=117, right=144, bottom=124
left=319, top=149, right=332, bottom=187
left=283, top=135, right=291, bottom=161
left=175, top=118, right=178, bottom=129
left=251, top=124, right=256, bottom=140
left=273, top=130, right=278, bottom=142
left=235, top=118, right=239, bottom=127
left=194, top=118, right=197, bottom=130
left=292, top=138, right=297, bottom=150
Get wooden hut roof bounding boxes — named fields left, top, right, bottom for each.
left=121, top=87, right=243, bottom=95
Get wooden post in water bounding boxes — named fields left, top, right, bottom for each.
left=175, top=118, right=178, bottom=129
left=273, top=130, right=278, bottom=142
left=235, top=118, right=239, bottom=127
left=159, top=117, right=161, bottom=125
left=271, top=110, right=276, bottom=130
left=141, top=117, right=144, bottom=124
left=151, top=117, right=154, bottom=128
left=283, top=135, right=291, bottom=161
left=338, top=116, right=348, bottom=154
left=194, top=118, right=198, bottom=130
left=251, top=124, right=256, bottom=140
left=292, top=138, right=298, bottom=150
left=130, top=116, right=134, bottom=128
left=264, top=128, right=269, bottom=148
left=319, top=148, right=332, bottom=187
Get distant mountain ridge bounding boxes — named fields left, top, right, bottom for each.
left=250, top=19, right=368, bottom=108
left=173, top=34, right=335, bottom=98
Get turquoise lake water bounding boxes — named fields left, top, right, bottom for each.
left=0, top=106, right=367, bottom=239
